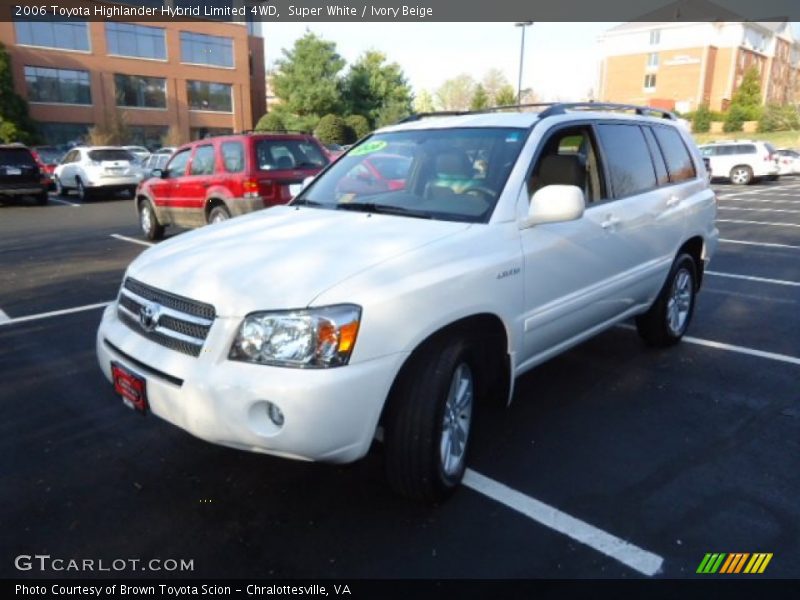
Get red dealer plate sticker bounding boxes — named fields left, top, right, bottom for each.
left=111, top=362, right=148, bottom=414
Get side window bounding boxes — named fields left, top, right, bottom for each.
left=738, top=144, right=757, bottom=154
left=699, top=147, right=715, bottom=157
left=595, top=124, right=657, bottom=198
left=190, top=145, right=216, bottom=176
left=528, top=125, right=606, bottom=204
left=221, top=141, right=245, bottom=173
left=642, top=127, right=669, bottom=186
left=166, top=148, right=191, bottom=178
left=652, top=126, right=696, bottom=182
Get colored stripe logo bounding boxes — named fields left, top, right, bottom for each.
left=697, top=553, right=773, bottom=574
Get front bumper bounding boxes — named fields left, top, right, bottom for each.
left=96, top=304, right=406, bottom=463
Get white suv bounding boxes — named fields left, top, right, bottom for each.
left=97, top=103, right=718, bottom=500
left=54, top=146, right=141, bottom=201
left=699, top=140, right=779, bottom=185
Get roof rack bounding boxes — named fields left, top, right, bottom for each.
left=395, top=102, right=676, bottom=125
left=237, top=129, right=310, bottom=135
left=538, top=102, right=676, bottom=120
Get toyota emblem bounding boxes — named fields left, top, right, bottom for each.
left=139, top=301, right=161, bottom=332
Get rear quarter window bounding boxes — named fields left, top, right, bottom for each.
left=652, top=126, right=696, bottom=183
left=596, top=124, right=657, bottom=198
left=736, top=145, right=757, bottom=154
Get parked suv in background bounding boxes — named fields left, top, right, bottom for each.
left=135, top=132, right=330, bottom=240
left=699, top=140, right=779, bottom=185
left=98, top=103, right=718, bottom=500
left=54, top=147, right=140, bottom=201
left=0, top=144, right=49, bottom=205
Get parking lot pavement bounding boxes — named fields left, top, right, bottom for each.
left=2, top=182, right=798, bottom=579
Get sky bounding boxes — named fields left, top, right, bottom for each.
left=260, top=22, right=617, bottom=101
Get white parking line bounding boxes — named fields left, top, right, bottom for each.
left=618, top=324, right=800, bottom=367
left=706, top=270, right=800, bottom=287
left=0, top=309, right=9, bottom=324
left=719, top=197, right=800, bottom=205
left=0, top=302, right=111, bottom=327
left=719, top=238, right=800, bottom=250
left=463, top=469, right=664, bottom=576
left=717, top=219, right=800, bottom=228
left=718, top=206, right=800, bottom=214
left=49, top=197, right=81, bottom=207
left=110, top=234, right=154, bottom=247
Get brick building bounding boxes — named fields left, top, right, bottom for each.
left=0, top=1, right=266, bottom=147
left=598, top=21, right=800, bottom=113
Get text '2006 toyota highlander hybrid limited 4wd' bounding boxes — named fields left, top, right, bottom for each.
left=97, top=103, right=718, bottom=501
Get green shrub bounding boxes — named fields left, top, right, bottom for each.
left=758, top=104, right=800, bottom=133
left=255, top=112, right=286, bottom=132
left=723, top=105, right=746, bottom=133
left=692, top=104, right=712, bottom=133
left=344, top=114, right=371, bottom=142
left=315, top=114, right=348, bottom=145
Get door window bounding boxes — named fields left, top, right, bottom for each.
left=595, top=124, right=657, bottom=198
left=165, top=148, right=191, bottom=178
left=190, top=145, right=216, bottom=176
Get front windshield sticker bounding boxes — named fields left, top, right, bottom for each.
left=349, top=140, right=388, bottom=156
left=506, top=132, right=521, bottom=143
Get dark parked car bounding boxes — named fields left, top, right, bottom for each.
left=0, top=144, right=49, bottom=205
left=136, top=132, right=330, bottom=239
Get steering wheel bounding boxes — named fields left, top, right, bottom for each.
left=461, top=185, right=497, bottom=202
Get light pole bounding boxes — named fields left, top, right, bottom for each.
left=515, top=21, right=533, bottom=105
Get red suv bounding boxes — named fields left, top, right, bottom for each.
left=136, top=132, right=330, bottom=240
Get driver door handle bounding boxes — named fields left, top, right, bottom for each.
left=666, top=195, right=681, bottom=208
left=601, top=215, right=621, bottom=230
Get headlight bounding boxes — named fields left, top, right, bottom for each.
left=229, top=305, right=361, bottom=368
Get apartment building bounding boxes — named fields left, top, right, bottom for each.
left=0, top=2, right=266, bottom=147
left=598, top=21, right=800, bottom=113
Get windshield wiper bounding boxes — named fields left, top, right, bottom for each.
left=294, top=161, right=323, bottom=169
left=292, top=198, right=328, bottom=208
left=335, top=202, right=432, bottom=220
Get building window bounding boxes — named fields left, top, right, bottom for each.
left=14, top=21, right=89, bottom=51
left=25, top=66, right=91, bottom=105
left=187, top=81, right=233, bottom=112
left=180, top=32, right=233, bottom=67
left=644, top=73, right=657, bottom=90
left=191, top=127, right=233, bottom=140
left=127, top=126, right=169, bottom=151
left=647, top=52, right=659, bottom=68
left=115, top=74, right=167, bottom=109
left=649, top=29, right=660, bottom=45
left=34, top=122, right=90, bottom=146
left=106, top=23, right=166, bottom=60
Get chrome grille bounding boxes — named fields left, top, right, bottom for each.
left=117, top=278, right=215, bottom=357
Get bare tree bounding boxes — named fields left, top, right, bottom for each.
left=436, top=74, right=476, bottom=111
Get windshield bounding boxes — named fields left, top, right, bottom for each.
left=89, top=149, right=134, bottom=162
left=293, top=128, right=527, bottom=222
left=33, top=147, right=64, bottom=164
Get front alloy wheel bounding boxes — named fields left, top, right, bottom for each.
left=440, top=363, right=473, bottom=478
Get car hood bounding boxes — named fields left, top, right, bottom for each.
left=126, top=205, right=470, bottom=316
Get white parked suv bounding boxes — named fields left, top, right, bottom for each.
left=97, top=103, right=718, bottom=500
left=54, top=146, right=140, bottom=201
left=698, top=140, right=779, bottom=185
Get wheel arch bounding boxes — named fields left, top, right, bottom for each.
left=205, top=197, right=229, bottom=222
left=678, top=236, right=705, bottom=289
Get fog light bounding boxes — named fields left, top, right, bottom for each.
left=267, top=402, right=284, bottom=427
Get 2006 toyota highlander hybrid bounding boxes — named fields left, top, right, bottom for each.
left=97, top=103, right=718, bottom=501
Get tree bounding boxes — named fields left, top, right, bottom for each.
left=436, top=75, right=475, bottom=111
left=758, top=103, right=800, bottom=132
left=342, top=50, right=413, bottom=127
left=272, top=32, right=345, bottom=117
left=255, top=112, right=286, bottom=132
left=315, top=114, right=348, bottom=145
left=494, top=85, right=517, bottom=107
left=0, top=42, right=37, bottom=144
left=87, top=110, right=129, bottom=146
left=482, top=68, right=510, bottom=106
left=470, top=84, right=489, bottom=110
left=692, top=104, right=712, bottom=133
left=345, top=114, right=371, bottom=141
left=414, top=89, right=435, bottom=113
left=160, top=125, right=184, bottom=148
left=729, top=66, right=763, bottom=121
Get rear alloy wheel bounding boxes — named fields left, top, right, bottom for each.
left=384, top=335, right=479, bottom=501
left=729, top=166, right=753, bottom=185
left=139, top=199, right=165, bottom=241
left=635, top=253, right=697, bottom=347
left=208, top=205, right=231, bottom=224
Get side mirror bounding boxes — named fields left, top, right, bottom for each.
left=151, top=169, right=166, bottom=179
left=523, top=185, right=585, bottom=228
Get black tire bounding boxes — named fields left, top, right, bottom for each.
left=138, top=199, right=165, bottom=241
left=208, top=205, right=231, bottom=224
left=35, top=192, right=48, bottom=206
left=384, top=335, right=480, bottom=501
left=635, top=253, right=697, bottom=347
left=76, top=178, right=91, bottom=201
left=729, top=165, right=753, bottom=185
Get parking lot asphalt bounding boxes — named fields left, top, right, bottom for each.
left=1, top=180, right=798, bottom=579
